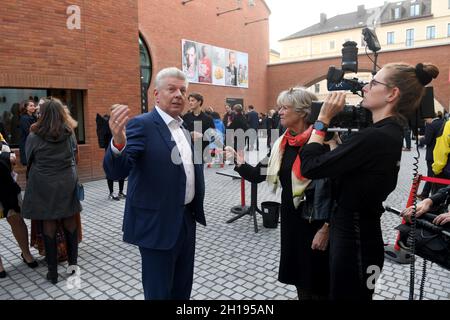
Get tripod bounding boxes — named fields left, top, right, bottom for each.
left=216, top=172, right=262, bottom=233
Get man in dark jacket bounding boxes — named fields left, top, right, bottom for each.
left=246, top=105, right=259, bottom=150
left=182, top=93, right=215, bottom=162
left=419, top=116, right=445, bottom=198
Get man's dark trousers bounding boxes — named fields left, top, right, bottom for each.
left=139, top=207, right=196, bottom=300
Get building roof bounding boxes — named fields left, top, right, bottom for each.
left=270, top=48, right=280, bottom=55
left=280, top=0, right=431, bottom=41
left=260, top=0, right=271, bottom=15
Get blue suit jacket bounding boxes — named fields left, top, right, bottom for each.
left=103, top=109, right=206, bottom=250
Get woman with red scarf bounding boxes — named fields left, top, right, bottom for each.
left=225, top=87, right=333, bottom=300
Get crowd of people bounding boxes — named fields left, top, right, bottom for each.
left=0, top=62, right=447, bottom=301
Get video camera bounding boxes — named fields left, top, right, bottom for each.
left=307, top=30, right=380, bottom=135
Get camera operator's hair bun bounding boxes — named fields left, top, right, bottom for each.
left=384, top=62, right=440, bottom=120
left=415, top=63, right=439, bottom=86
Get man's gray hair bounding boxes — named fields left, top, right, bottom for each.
left=276, top=87, right=317, bottom=118
left=155, top=67, right=188, bottom=89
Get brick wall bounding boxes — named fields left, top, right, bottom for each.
left=1, top=0, right=270, bottom=185
left=138, top=0, right=270, bottom=116
left=268, top=45, right=450, bottom=109
left=0, top=0, right=141, bottom=184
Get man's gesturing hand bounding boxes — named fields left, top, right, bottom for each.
left=109, top=105, right=130, bottom=146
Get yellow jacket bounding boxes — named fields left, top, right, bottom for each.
left=432, top=120, right=450, bottom=176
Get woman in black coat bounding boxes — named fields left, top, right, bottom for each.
left=22, top=98, right=82, bottom=284
left=225, top=88, right=333, bottom=300
left=18, top=100, right=37, bottom=165
left=300, top=62, right=439, bottom=300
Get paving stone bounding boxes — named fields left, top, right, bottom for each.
left=1, top=148, right=449, bottom=300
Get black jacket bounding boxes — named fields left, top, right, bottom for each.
left=423, top=117, right=445, bottom=162
left=301, top=117, right=403, bottom=214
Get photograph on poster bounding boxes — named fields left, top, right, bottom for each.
left=182, top=39, right=248, bottom=88
left=237, top=52, right=249, bottom=88
left=212, top=46, right=226, bottom=86
left=225, top=50, right=238, bottom=87
left=198, top=44, right=212, bottom=84
left=182, top=40, right=199, bottom=83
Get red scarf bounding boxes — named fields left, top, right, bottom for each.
left=279, top=125, right=313, bottom=181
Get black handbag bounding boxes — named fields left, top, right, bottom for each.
left=297, top=178, right=333, bottom=222
left=69, top=136, right=84, bottom=202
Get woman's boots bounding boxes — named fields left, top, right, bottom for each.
left=63, top=228, right=78, bottom=268
left=43, top=228, right=78, bottom=284
left=43, top=235, right=58, bottom=284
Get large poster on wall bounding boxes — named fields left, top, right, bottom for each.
left=182, top=39, right=249, bottom=89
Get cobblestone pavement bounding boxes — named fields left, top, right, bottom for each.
left=0, top=141, right=449, bottom=300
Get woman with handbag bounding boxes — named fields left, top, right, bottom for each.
left=30, top=104, right=83, bottom=265
left=22, top=98, right=82, bottom=284
left=224, top=87, right=333, bottom=300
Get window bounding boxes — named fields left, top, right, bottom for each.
left=387, top=32, right=395, bottom=44
left=410, top=4, right=420, bottom=16
left=139, top=35, right=152, bottom=113
left=393, top=7, right=401, bottom=19
left=0, top=88, right=85, bottom=146
left=314, top=84, right=320, bottom=94
left=448, top=23, right=450, bottom=37
left=329, top=40, right=335, bottom=50
left=448, top=0, right=450, bottom=9
left=406, top=29, right=414, bottom=47
left=426, top=26, right=436, bottom=40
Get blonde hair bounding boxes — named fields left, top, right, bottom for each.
left=277, top=87, right=317, bottom=118
left=155, top=67, right=188, bottom=90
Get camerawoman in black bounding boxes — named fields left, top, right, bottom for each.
left=300, top=62, right=439, bottom=300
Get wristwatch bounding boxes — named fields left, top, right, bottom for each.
left=313, top=120, right=329, bottom=132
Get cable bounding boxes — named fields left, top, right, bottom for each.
left=419, top=259, right=427, bottom=300
left=407, top=112, right=420, bottom=300
left=365, top=46, right=381, bottom=70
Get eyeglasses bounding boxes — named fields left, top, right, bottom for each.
left=369, top=79, right=392, bottom=90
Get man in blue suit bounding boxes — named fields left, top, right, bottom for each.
left=103, top=67, right=206, bottom=300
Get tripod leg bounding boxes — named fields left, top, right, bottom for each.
left=226, top=210, right=250, bottom=223
left=252, top=209, right=258, bottom=233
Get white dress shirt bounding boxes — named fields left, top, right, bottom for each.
left=111, top=106, right=195, bottom=205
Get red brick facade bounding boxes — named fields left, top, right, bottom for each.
left=0, top=0, right=270, bottom=184
left=138, top=0, right=270, bottom=115
left=1, top=1, right=448, bottom=185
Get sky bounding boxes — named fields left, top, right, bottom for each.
left=265, top=0, right=394, bottom=50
